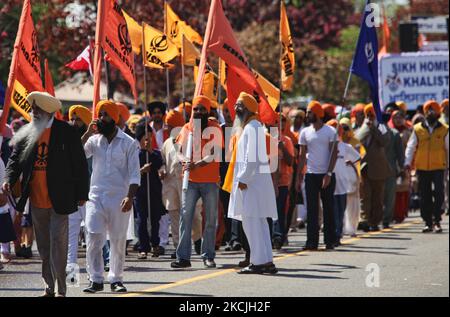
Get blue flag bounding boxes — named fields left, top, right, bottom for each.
left=350, top=0, right=382, bottom=121
left=0, top=80, right=5, bottom=106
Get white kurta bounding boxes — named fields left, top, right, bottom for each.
left=228, top=119, right=277, bottom=221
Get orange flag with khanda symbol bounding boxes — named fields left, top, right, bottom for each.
left=0, top=0, right=44, bottom=131
left=195, top=0, right=277, bottom=125
left=165, top=2, right=203, bottom=48
left=280, top=1, right=295, bottom=92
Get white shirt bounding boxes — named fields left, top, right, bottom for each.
left=404, top=122, right=449, bottom=167
left=0, top=159, right=8, bottom=214
left=299, top=125, right=336, bottom=174
left=84, top=128, right=141, bottom=199
left=334, top=142, right=360, bottom=195
left=151, top=121, right=165, bottom=150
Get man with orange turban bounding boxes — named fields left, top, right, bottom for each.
left=351, top=103, right=366, bottom=131
left=228, top=92, right=278, bottom=274
left=81, top=100, right=141, bottom=294
left=171, top=95, right=223, bottom=269
left=405, top=100, right=449, bottom=232
left=116, top=102, right=133, bottom=137
left=296, top=100, right=339, bottom=250
left=441, top=99, right=449, bottom=126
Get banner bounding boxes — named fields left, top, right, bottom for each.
left=195, top=0, right=277, bottom=125
left=280, top=1, right=295, bottom=91
left=143, top=22, right=179, bottom=69
left=123, top=9, right=143, bottom=55
left=1, top=0, right=43, bottom=131
left=182, top=35, right=200, bottom=67
left=102, top=0, right=137, bottom=100
left=379, top=52, right=449, bottom=109
left=10, top=79, right=32, bottom=122
left=165, top=2, right=203, bottom=48
left=412, top=16, right=449, bottom=34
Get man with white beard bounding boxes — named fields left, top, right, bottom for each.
left=3, top=92, right=89, bottom=297
left=227, top=92, right=278, bottom=275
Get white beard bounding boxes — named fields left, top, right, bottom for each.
left=10, top=113, right=51, bottom=162
left=231, top=115, right=244, bottom=139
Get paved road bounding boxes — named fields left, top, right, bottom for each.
left=0, top=215, right=448, bottom=297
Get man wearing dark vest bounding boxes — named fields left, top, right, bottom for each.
left=405, top=100, right=449, bottom=233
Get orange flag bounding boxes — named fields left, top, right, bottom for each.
left=0, top=0, right=43, bottom=131
left=280, top=1, right=295, bottom=91
left=195, top=0, right=277, bottom=125
left=378, top=5, right=390, bottom=58
left=93, top=0, right=137, bottom=117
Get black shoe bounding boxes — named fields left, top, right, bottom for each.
left=171, top=260, right=192, bottom=269
left=203, top=259, right=216, bottom=269
left=325, top=244, right=335, bottom=250
left=224, top=244, right=232, bottom=252
left=18, top=246, right=33, bottom=259
left=83, top=282, right=104, bottom=293
left=298, top=221, right=306, bottom=229
left=111, top=282, right=127, bottom=293
left=262, top=263, right=278, bottom=275
left=302, top=245, right=318, bottom=251
left=171, top=252, right=177, bottom=260
left=434, top=223, right=443, bottom=234
left=368, top=226, right=380, bottom=232
left=232, top=243, right=242, bottom=251
left=194, top=239, right=202, bottom=255
left=238, top=258, right=250, bottom=268
left=334, top=241, right=341, bottom=248
left=273, top=238, right=283, bottom=250
left=358, top=222, right=369, bottom=231
left=383, top=223, right=391, bottom=229
left=104, top=262, right=110, bottom=272
left=422, top=226, right=433, bottom=233
left=238, top=264, right=264, bottom=275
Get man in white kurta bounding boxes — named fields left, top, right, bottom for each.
left=228, top=92, right=278, bottom=275
left=81, top=101, right=141, bottom=293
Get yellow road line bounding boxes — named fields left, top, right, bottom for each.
left=120, top=220, right=421, bottom=297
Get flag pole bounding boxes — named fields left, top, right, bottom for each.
left=141, top=23, right=152, bottom=233
left=278, top=0, right=284, bottom=142
left=217, top=58, right=222, bottom=119
left=181, top=34, right=187, bottom=120
left=164, top=0, right=170, bottom=108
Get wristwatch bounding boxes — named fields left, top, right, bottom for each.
left=327, top=172, right=333, bottom=177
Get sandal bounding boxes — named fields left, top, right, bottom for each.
left=0, top=253, right=11, bottom=264
left=137, top=252, right=147, bottom=260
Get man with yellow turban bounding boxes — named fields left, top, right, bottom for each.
left=296, top=100, right=339, bottom=250
left=405, top=100, right=449, bottom=232
left=227, top=92, right=278, bottom=274
left=81, top=100, right=141, bottom=294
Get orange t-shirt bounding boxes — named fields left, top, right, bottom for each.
left=278, top=135, right=295, bottom=187
left=29, top=128, right=53, bottom=209
left=177, top=121, right=223, bottom=183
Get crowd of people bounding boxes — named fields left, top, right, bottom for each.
left=0, top=90, right=448, bottom=297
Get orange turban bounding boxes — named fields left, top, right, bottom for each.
left=364, top=104, right=376, bottom=117
left=96, top=100, right=119, bottom=123
left=192, top=95, right=211, bottom=113
left=307, top=100, right=324, bottom=119
left=424, top=100, right=441, bottom=115
left=327, top=119, right=343, bottom=136
left=69, top=105, right=92, bottom=126
left=322, top=103, right=336, bottom=118
left=237, top=92, right=258, bottom=113
left=164, top=110, right=185, bottom=128
left=116, top=102, right=131, bottom=122
left=178, top=102, right=192, bottom=115
left=351, top=103, right=365, bottom=118
left=441, top=99, right=449, bottom=110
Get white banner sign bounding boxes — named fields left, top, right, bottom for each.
left=379, top=52, right=449, bottom=110
left=412, top=16, right=448, bottom=34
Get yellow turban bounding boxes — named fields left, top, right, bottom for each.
left=237, top=92, right=258, bottom=114
left=127, top=114, right=142, bottom=125
left=339, top=117, right=352, bottom=128
left=307, top=100, right=324, bottom=119
left=192, top=95, right=212, bottom=113
left=69, top=105, right=92, bottom=126
left=424, top=100, right=441, bottom=115
left=96, top=100, right=119, bottom=123
left=27, top=91, right=62, bottom=114
left=364, top=104, right=375, bottom=117
left=396, top=101, right=408, bottom=113
left=164, top=110, right=185, bottom=128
